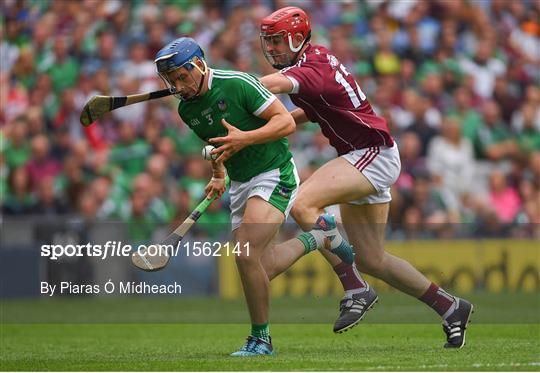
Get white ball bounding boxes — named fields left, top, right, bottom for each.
left=202, top=145, right=218, bottom=160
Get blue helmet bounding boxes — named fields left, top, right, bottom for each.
left=155, top=37, right=207, bottom=101
left=154, top=37, right=205, bottom=73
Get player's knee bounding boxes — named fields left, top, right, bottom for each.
left=355, top=252, right=385, bottom=277
left=234, top=241, right=260, bottom=265
left=290, top=205, right=302, bottom=224
left=234, top=249, right=255, bottom=265
left=290, top=201, right=317, bottom=230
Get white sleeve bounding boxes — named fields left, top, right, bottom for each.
left=285, top=75, right=300, bottom=94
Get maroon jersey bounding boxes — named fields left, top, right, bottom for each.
left=281, top=44, right=394, bottom=155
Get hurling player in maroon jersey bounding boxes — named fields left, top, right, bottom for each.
left=257, top=7, right=473, bottom=348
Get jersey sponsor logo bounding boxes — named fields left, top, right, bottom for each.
left=217, top=99, right=228, bottom=111
left=201, top=107, right=213, bottom=116
left=190, top=118, right=201, bottom=127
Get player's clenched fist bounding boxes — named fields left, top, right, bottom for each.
left=204, top=175, right=226, bottom=200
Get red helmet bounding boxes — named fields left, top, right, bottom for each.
left=260, top=7, right=311, bottom=69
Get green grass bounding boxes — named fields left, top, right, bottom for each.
left=2, top=292, right=539, bottom=324
left=1, top=324, right=539, bottom=371
left=1, top=293, right=539, bottom=371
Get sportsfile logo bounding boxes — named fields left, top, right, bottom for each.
left=40, top=241, right=170, bottom=260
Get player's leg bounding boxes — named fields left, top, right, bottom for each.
left=340, top=202, right=473, bottom=348
left=260, top=157, right=357, bottom=280
left=337, top=143, right=472, bottom=345
left=341, top=202, right=431, bottom=295
left=230, top=197, right=283, bottom=357
left=260, top=157, right=376, bottom=333
left=230, top=159, right=297, bottom=356
left=262, top=157, right=374, bottom=279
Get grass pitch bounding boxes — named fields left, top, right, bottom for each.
left=1, top=293, right=539, bottom=371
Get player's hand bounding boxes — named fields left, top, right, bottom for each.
left=204, top=177, right=226, bottom=200
left=208, top=119, right=252, bottom=163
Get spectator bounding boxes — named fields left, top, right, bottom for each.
left=426, top=116, right=475, bottom=204
left=31, top=176, right=68, bottom=215
left=108, top=122, right=151, bottom=180
left=492, top=75, right=521, bottom=123
left=404, top=93, right=440, bottom=156
left=447, top=86, right=483, bottom=143
left=55, top=156, right=86, bottom=209
left=486, top=169, right=522, bottom=224
left=46, top=35, right=80, bottom=94
left=475, top=100, right=518, bottom=161
left=25, top=134, right=61, bottom=191
left=395, top=131, right=425, bottom=192
left=459, top=39, right=506, bottom=99
left=4, top=117, right=30, bottom=168
left=3, top=166, right=35, bottom=215
left=514, top=104, right=540, bottom=157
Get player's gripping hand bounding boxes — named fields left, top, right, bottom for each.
left=209, top=119, right=252, bottom=163
left=205, top=176, right=226, bottom=200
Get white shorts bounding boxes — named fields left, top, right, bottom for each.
left=229, top=159, right=299, bottom=231
left=341, top=143, right=401, bottom=205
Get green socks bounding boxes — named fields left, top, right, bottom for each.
left=251, top=323, right=270, bottom=343
left=297, top=230, right=325, bottom=255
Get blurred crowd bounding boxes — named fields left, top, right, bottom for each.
left=1, top=0, right=539, bottom=240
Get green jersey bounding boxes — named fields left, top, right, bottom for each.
left=177, top=69, right=292, bottom=182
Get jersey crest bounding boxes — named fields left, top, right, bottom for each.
left=217, top=99, right=228, bottom=111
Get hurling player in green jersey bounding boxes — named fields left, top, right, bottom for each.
left=155, top=37, right=304, bottom=356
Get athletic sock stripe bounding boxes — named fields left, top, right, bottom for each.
left=358, top=147, right=379, bottom=171
left=353, top=147, right=374, bottom=168
left=437, top=288, right=456, bottom=303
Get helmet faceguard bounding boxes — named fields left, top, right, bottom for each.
left=154, top=37, right=207, bottom=101
left=156, top=54, right=208, bottom=101
left=260, top=7, right=311, bottom=69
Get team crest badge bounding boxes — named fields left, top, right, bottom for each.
left=218, top=99, right=227, bottom=111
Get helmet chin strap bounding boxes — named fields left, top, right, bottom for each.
left=286, top=33, right=307, bottom=67
left=192, top=59, right=208, bottom=98
left=287, top=33, right=305, bottom=53
left=183, top=59, right=208, bottom=101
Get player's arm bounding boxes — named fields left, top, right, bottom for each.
left=260, top=73, right=294, bottom=94
left=204, top=159, right=226, bottom=199
left=260, top=73, right=309, bottom=126
left=209, top=100, right=295, bottom=163
left=290, top=108, right=309, bottom=125
left=248, top=99, right=296, bottom=143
